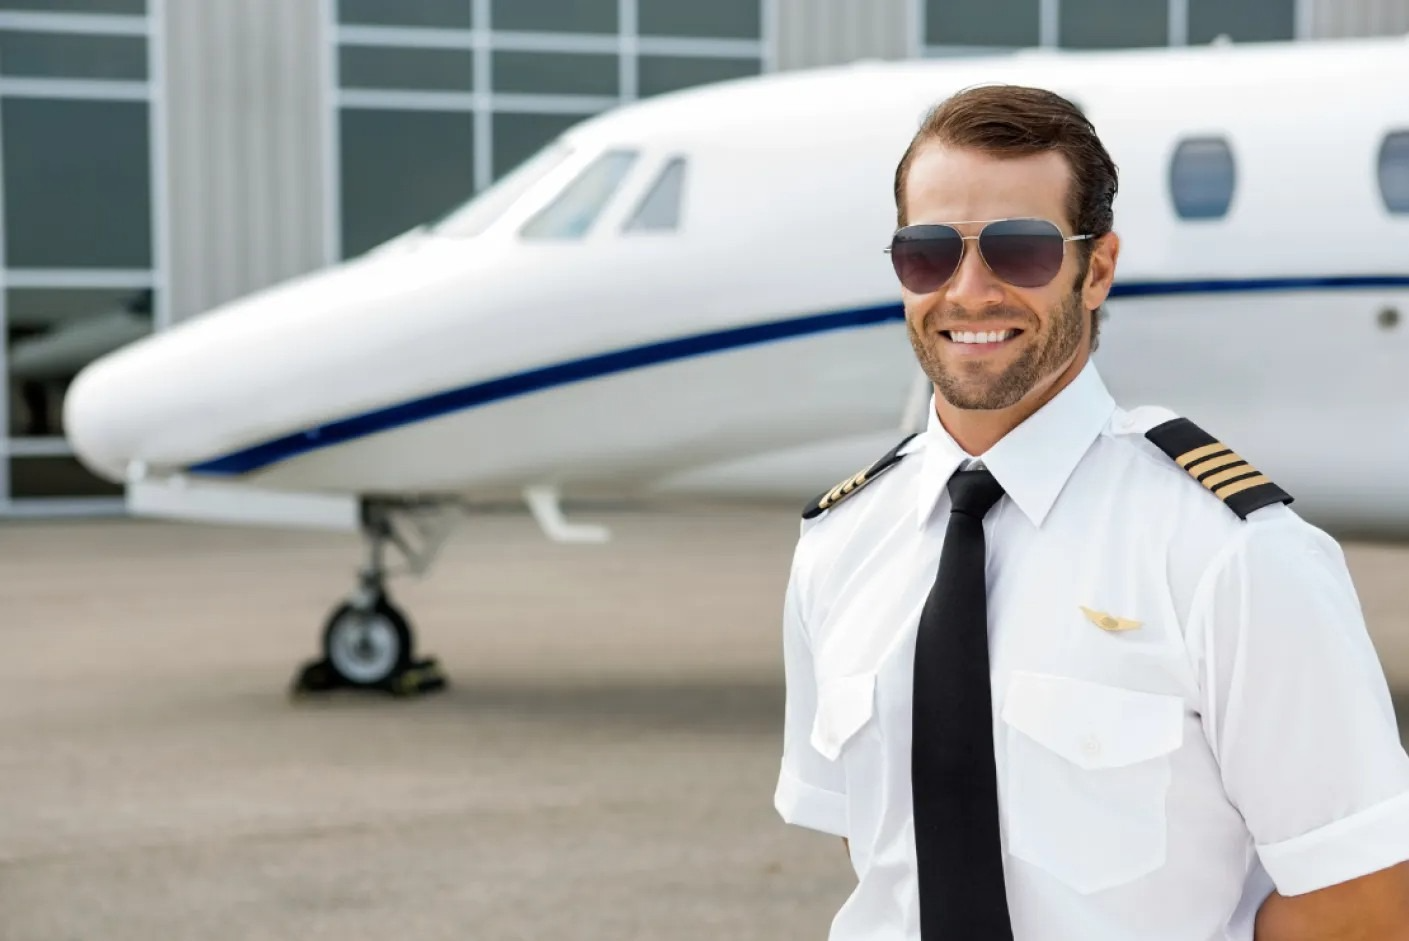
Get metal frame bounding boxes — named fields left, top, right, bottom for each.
left=1039, top=0, right=1059, bottom=47
left=0, top=11, right=147, bottom=36
left=907, top=0, right=926, bottom=59
left=1294, top=0, right=1315, bottom=39
left=0, top=4, right=160, bottom=516
left=1169, top=0, right=1190, bottom=45
left=318, top=0, right=339, bottom=264
left=337, top=90, right=619, bottom=113
left=336, top=24, right=765, bottom=58
left=150, top=2, right=170, bottom=325
left=916, top=0, right=1307, bottom=56
left=0, top=38, right=8, bottom=511
left=324, top=0, right=776, bottom=265
left=473, top=0, right=493, bottom=191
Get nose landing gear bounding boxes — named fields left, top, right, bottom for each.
left=291, top=499, right=456, bottom=698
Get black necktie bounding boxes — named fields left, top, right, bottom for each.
left=912, top=467, right=1013, bottom=940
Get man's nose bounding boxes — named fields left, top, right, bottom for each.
left=944, top=239, right=1005, bottom=309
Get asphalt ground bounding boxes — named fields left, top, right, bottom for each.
left=2, top=504, right=1407, bottom=940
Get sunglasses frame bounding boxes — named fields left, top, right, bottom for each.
left=883, top=217, right=1096, bottom=291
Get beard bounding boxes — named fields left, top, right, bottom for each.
left=906, top=289, right=1087, bottom=411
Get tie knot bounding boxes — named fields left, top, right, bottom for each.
left=947, top=468, right=1005, bottom=518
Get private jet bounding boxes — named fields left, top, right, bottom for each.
left=63, top=35, right=1409, bottom=693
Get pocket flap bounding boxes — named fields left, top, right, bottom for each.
left=810, top=673, right=876, bottom=761
left=1001, top=671, right=1183, bottom=770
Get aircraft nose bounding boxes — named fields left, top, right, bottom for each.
left=65, top=351, right=144, bottom=483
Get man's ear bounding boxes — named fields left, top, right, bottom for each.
left=1083, top=231, right=1120, bottom=311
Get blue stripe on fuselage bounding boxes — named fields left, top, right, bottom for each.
left=188, top=274, right=1409, bottom=476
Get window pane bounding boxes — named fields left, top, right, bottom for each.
left=339, top=46, right=473, bottom=91
left=7, top=287, right=153, bottom=438
left=1061, top=0, right=1166, bottom=48
left=0, top=31, right=147, bottom=81
left=0, top=0, right=144, bottom=12
left=432, top=142, right=573, bottom=237
left=624, top=158, right=686, bottom=232
left=492, top=112, right=584, bottom=180
left=639, top=0, right=760, bottom=39
left=637, top=55, right=759, bottom=98
left=521, top=150, right=636, bottom=239
left=1169, top=137, right=1236, bottom=220
left=1379, top=132, right=1409, bottom=215
left=3, top=99, right=151, bottom=268
left=340, top=109, right=473, bottom=257
left=926, top=0, right=1039, bottom=47
left=491, top=0, right=617, bottom=34
left=9, top=456, right=123, bottom=498
left=492, top=51, right=618, bottom=96
left=337, top=0, right=471, bottom=29
left=1189, top=0, right=1294, bottom=43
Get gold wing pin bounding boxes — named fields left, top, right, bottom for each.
left=1080, top=606, right=1143, bottom=633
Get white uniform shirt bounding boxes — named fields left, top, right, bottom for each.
left=774, top=362, right=1409, bottom=941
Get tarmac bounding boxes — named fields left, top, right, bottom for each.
left=2, top=503, right=1408, bottom=940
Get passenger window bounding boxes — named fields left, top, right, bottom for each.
left=624, top=158, right=686, bottom=232
left=1378, top=131, right=1409, bottom=215
left=1169, top=137, right=1236, bottom=220
left=520, top=149, right=637, bottom=239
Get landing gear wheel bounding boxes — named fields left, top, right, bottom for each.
left=289, top=498, right=451, bottom=700
left=292, top=596, right=446, bottom=698
left=323, top=597, right=412, bottom=687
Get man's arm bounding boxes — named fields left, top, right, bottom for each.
left=1190, top=512, right=1409, bottom=930
left=774, top=557, right=850, bottom=837
left=1255, top=861, right=1409, bottom=941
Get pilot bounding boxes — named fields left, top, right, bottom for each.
left=773, top=84, right=1409, bottom=940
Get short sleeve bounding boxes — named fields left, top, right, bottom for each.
left=774, top=548, right=849, bottom=837
left=1191, top=511, right=1409, bottom=896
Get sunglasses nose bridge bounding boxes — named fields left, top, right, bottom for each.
left=947, top=233, right=1007, bottom=300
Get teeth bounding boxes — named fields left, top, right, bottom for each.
left=949, top=330, right=1014, bottom=344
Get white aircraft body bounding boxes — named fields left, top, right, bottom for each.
left=62, top=36, right=1409, bottom=692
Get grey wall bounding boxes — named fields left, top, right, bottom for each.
left=775, top=0, right=913, bottom=70
left=163, top=0, right=326, bottom=323
left=1308, top=0, right=1409, bottom=37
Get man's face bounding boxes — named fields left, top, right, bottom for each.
left=898, top=143, right=1111, bottom=411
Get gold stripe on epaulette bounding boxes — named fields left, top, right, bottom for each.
left=1215, top=474, right=1272, bottom=499
left=818, top=470, right=867, bottom=510
left=1176, top=442, right=1229, bottom=468
left=1187, top=452, right=1243, bottom=477
left=1201, top=464, right=1255, bottom=490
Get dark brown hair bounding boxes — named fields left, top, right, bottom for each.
left=892, top=84, right=1118, bottom=252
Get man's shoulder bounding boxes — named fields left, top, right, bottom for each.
left=1098, top=404, right=1295, bottom=523
left=799, top=432, right=921, bottom=525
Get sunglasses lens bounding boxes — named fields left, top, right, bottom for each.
left=890, top=226, right=962, bottom=293
left=978, top=218, right=1067, bottom=288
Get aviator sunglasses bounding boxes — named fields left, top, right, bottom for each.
left=885, top=218, right=1095, bottom=293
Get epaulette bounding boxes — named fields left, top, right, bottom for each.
left=1144, top=417, right=1292, bottom=520
left=802, top=434, right=918, bottom=520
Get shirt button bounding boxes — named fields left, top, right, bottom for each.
left=1081, top=735, right=1102, bottom=759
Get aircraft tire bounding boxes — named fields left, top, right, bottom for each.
left=321, top=596, right=414, bottom=688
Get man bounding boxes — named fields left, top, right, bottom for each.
left=773, top=84, right=1409, bottom=940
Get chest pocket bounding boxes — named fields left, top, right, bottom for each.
left=1000, top=671, right=1184, bottom=895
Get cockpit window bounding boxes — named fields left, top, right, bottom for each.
left=520, top=149, right=638, bottom=239
left=624, top=157, right=686, bottom=233
left=430, top=142, right=572, bottom=238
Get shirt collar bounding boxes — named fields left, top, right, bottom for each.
left=914, top=361, right=1116, bottom=529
